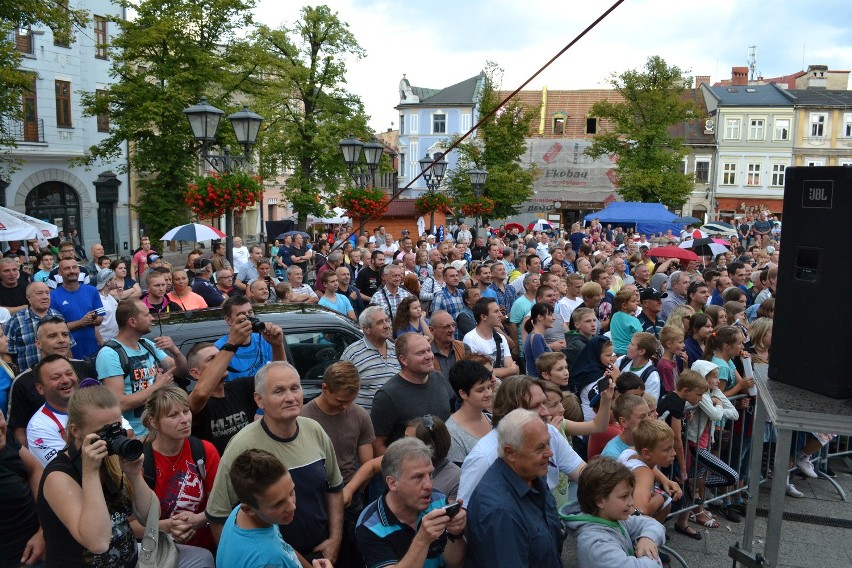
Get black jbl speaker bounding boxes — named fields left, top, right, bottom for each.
left=769, top=166, right=852, bottom=398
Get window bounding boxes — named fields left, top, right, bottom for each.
left=724, top=118, right=741, bottom=140
left=399, top=114, right=404, bottom=135
left=55, top=80, right=72, bottom=128
left=585, top=117, right=598, bottom=134
left=679, top=160, right=686, bottom=174
left=432, top=113, right=446, bottom=134
left=771, top=164, right=786, bottom=187
left=94, top=16, right=107, bottom=59
left=806, top=158, right=825, bottom=167
left=399, top=152, right=406, bottom=177
left=810, top=113, right=826, bottom=137
left=774, top=118, right=790, bottom=140
left=410, top=114, right=419, bottom=134
left=748, top=119, right=765, bottom=140
left=15, top=27, right=33, bottom=54
left=409, top=142, right=418, bottom=176
left=553, top=116, right=565, bottom=135
left=722, top=162, right=737, bottom=185
left=284, top=330, right=357, bottom=394
left=746, top=163, right=761, bottom=186
left=695, top=160, right=710, bottom=183
left=461, top=113, right=471, bottom=132
left=844, top=113, right=852, bottom=137
left=96, top=89, right=109, bottom=132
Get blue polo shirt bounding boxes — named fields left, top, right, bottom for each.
left=214, top=333, right=273, bottom=381
left=465, top=458, right=562, bottom=568
left=356, top=490, right=450, bottom=568
left=50, top=284, right=104, bottom=359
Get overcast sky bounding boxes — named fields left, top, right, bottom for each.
left=253, top=0, right=852, bottom=131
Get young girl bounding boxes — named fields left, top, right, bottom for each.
left=570, top=336, right=620, bottom=421
left=704, top=304, right=728, bottom=327
left=610, top=288, right=642, bottom=356
left=522, top=302, right=554, bottom=377
left=723, top=301, right=748, bottom=339
left=141, top=386, right=220, bottom=553
left=684, top=313, right=713, bottom=367
left=392, top=296, right=432, bottom=340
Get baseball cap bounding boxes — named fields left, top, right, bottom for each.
left=766, top=246, right=776, bottom=254
left=147, top=253, right=161, bottom=264
left=96, top=269, right=115, bottom=290
left=450, top=260, right=467, bottom=272
left=192, top=258, right=213, bottom=270
left=639, top=287, right=667, bottom=301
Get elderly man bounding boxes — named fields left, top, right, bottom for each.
left=457, top=375, right=606, bottom=506
left=369, top=263, right=412, bottom=321
left=286, top=265, right=319, bottom=304
left=632, top=263, right=651, bottom=292
left=83, top=243, right=106, bottom=278
left=637, top=288, right=667, bottom=337
left=661, top=270, right=690, bottom=320
left=340, top=306, right=400, bottom=411
left=213, top=295, right=285, bottom=381
left=356, top=438, right=466, bottom=568
left=247, top=279, right=272, bottom=305
left=49, top=257, right=103, bottom=359
left=466, top=409, right=563, bottom=567
left=97, top=299, right=187, bottom=435
left=370, top=333, right=453, bottom=455
left=429, top=310, right=469, bottom=379
left=231, top=236, right=250, bottom=276
left=205, top=362, right=344, bottom=563
left=4, top=282, right=65, bottom=370
left=6, top=318, right=95, bottom=446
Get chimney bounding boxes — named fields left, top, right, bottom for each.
left=805, top=64, right=828, bottom=89
left=731, top=67, right=748, bottom=86
left=695, top=75, right=710, bottom=88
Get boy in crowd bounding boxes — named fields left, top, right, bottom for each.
left=601, top=394, right=650, bottom=459
left=536, top=352, right=570, bottom=391
left=565, top=457, right=666, bottom=568
left=617, top=420, right=678, bottom=523
left=565, top=307, right=597, bottom=370
left=616, top=332, right=661, bottom=400
left=656, top=327, right=686, bottom=395
left=587, top=373, right=645, bottom=460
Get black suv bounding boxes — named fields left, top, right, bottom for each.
left=146, top=304, right=363, bottom=400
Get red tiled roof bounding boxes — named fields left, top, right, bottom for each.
left=384, top=199, right=418, bottom=217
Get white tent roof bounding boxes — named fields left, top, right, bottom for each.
left=0, top=207, right=59, bottom=246
left=0, top=209, right=37, bottom=241
left=308, top=207, right=349, bottom=225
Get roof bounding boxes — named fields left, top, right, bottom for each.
left=671, top=88, right=716, bottom=145
left=406, top=74, right=483, bottom=106
left=384, top=199, right=418, bottom=217
left=704, top=83, right=794, bottom=107
left=785, top=89, right=852, bottom=107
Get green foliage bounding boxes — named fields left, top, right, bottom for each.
left=585, top=55, right=695, bottom=207
left=445, top=62, right=535, bottom=223
left=249, top=5, right=371, bottom=227
left=76, top=0, right=257, bottom=240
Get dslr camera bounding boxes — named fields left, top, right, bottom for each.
left=246, top=316, right=266, bottom=334
left=95, top=422, right=143, bottom=461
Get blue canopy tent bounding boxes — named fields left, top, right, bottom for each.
left=584, top=202, right=682, bottom=236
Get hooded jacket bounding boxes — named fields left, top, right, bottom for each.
left=568, top=335, right=611, bottom=395
left=564, top=513, right=665, bottom=568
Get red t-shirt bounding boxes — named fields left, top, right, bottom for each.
left=656, top=357, right=678, bottom=395
left=152, top=438, right=220, bottom=552
left=133, top=249, right=149, bottom=279
left=587, top=421, right=623, bottom=460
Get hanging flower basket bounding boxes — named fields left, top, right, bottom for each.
left=458, top=196, right=494, bottom=218
left=185, top=171, right=264, bottom=219
left=339, top=187, right=389, bottom=220
left=414, top=192, right=453, bottom=216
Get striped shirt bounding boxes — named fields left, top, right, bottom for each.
left=340, top=338, right=400, bottom=411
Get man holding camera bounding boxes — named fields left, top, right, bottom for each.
left=214, top=296, right=286, bottom=382
left=98, top=299, right=187, bottom=435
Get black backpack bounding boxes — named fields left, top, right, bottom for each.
left=618, top=357, right=658, bottom=389
left=142, top=436, right=207, bottom=489
left=94, top=338, right=161, bottom=375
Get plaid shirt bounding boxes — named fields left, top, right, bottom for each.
left=369, top=286, right=412, bottom=320
left=4, top=307, right=66, bottom=371
left=432, top=287, right=465, bottom=320
left=487, top=282, right=517, bottom=315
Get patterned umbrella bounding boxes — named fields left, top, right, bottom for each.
left=161, top=223, right=226, bottom=242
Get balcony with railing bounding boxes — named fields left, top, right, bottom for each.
left=1, top=118, right=46, bottom=143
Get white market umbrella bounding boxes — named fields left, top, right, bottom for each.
left=0, top=209, right=38, bottom=241
left=0, top=206, right=58, bottom=246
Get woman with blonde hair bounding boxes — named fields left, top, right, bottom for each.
left=141, top=386, right=221, bottom=554
left=664, top=305, right=695, bottom=335
left=747, top=317, right=773, bottom=364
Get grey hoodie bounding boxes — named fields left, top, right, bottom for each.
left=564, top=513, right=665, bottom=567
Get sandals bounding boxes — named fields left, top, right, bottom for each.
left=674, top=523, right=703, bottom=540
left=689, top=510, right=720, bottom=528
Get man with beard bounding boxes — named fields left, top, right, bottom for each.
left=49, top=258, right=103, bottom=359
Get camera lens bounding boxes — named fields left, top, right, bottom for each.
left=113, top=437, right=143, bottom=461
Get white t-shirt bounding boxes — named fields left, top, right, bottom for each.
left=457, top=423, right=584, bottom=507
left=557, top=296, right=583, bottom=322
left=98, top=292, right=119, bottom=343
left=232, top=246, right=250, bottom=274
left=463, top=329, right=510, bottom=366
left=27, top=403, right=133, bottom=467
left=615, top=355, right=661, bottom=401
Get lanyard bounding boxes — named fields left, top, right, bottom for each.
left=41, top=404, right=67, bottom=441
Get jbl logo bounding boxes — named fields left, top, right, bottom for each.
left=802, top=180, right=833, bottom=209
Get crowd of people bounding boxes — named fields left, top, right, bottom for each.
left=0, top=212, right=827, bottom=568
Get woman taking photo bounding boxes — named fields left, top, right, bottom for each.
left=36, top=385, right=149, bottom=567
left=110, top=259, right=142, bottom=300
left=141, top=386, right=220, bottom=555
left=522, top=302, right=554, bottom=377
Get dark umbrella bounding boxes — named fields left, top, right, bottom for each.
left=276, top=230, right=310, bottom=240
left=673, top=216, right=702, bottom=226
left=679, top=238, right=728, bottom=258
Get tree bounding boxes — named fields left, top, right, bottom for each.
left=585, top=55, right=695, bottom=207
left=444, top=62, right=535, bottom=223
left=249, top=5, right=371, bottom=228
left=0, top=1, right=87, bottom=156
left=77, top=0, right=257, bottom=241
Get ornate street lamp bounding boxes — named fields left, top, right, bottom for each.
left=418, top=152, right=448, bottom=234
left=339, top=134, right=384, bottom=188
left=467, top=168, right=488, bottom=235
left=184, top=97, right=264, bottom=264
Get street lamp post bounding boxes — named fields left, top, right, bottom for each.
left=183, top=97, right=263, bottom=265
left=339, top=134, right=384, bottom=188
left=467, top=167, right=488, bottom=236
left=418, top=152, right=448, bottom=235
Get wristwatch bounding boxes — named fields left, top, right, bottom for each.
left=221, top=343, right=239, bottom=353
